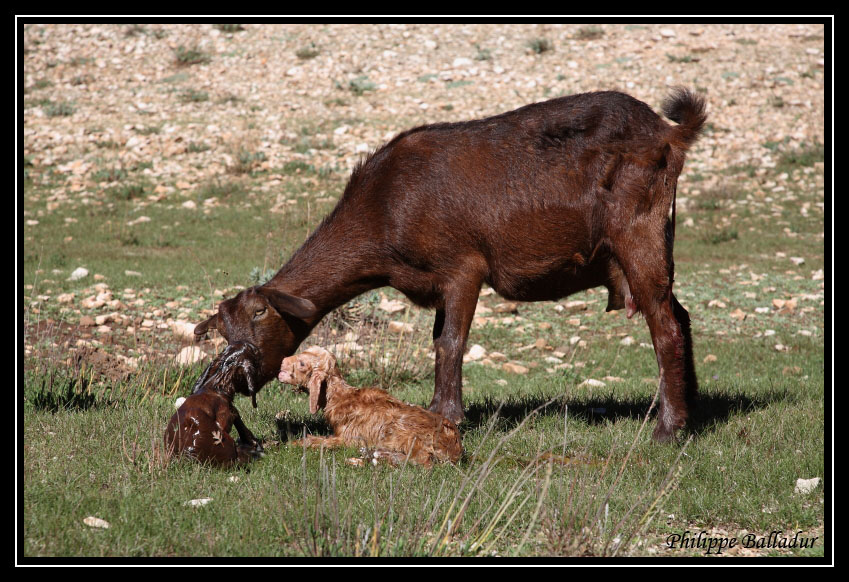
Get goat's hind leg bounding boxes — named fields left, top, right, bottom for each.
left=614, top=236, right=697, bottom=443
left=289, top=435, right=352, bottom=449
left=636, top=289, right=693, bottom=442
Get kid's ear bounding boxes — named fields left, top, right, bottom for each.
left=307, top=369, right=328, bottom=414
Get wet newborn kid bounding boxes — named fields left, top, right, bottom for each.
left=278, top=346, right=463, bottom=467
left=165, top=342, right=264, bottom=466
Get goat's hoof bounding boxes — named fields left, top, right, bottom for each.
left=651, top=424, right=680, bottom=444
left=238, top=439, right=263, bottom=453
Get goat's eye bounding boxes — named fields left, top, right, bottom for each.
left=253, top=307, right=266, bottom=318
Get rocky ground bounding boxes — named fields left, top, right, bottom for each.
left=22, top=22, right=826, bottom=375
left=21, top=23, right=825, bottom=181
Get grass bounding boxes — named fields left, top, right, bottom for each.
left=174, top=45, right=211, bottom=67
left=574, top=26, right=604, bottom=41
left=776, top=143, right=824, bottom=172
left=187, top=141, right=211, bottom=154
left=474, top=44, right=492, bottom=61
left=42, top=100, right=75, bottom=117
left=178, top=88, right=209, bottom=104
left=348, top=75, right=376, bottom=96
left=667, top=53, right=699, bottom=64
left=214, top=24, right=245, bottom=33
left=227, top=147, right=267, bottom=175
left=527, top=38, right=554, bottom=54
left=22, top=101, right=825, bottom=558
left=22, top=344, right=824, bottom=556
left=296, top=43, right=320, bottom=60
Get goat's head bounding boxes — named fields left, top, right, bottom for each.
left=194, top=286, right=318, bottom=388
left=277, top=346, right=338, bottom=414
left=437, top=417, right=464, bottom=463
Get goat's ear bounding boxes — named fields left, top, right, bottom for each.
left=194, top=313, right=219, bottom=338
left=257, top=287, right=318, bottom=320
left=307, top=369, right=328, bottom=415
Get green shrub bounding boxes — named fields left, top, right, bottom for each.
left=174, top=45, right=211, bottom=66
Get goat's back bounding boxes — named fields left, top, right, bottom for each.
left=334, top=92, right=689, bottom=288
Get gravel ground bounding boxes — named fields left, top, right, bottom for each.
left=22, top=22, right=827, bottom=367
left=23, top=22, right=825, bottom=194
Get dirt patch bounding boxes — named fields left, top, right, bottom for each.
left=67, top=344, right=136, bottom=383
left=25, top=316, right=219, bottom=383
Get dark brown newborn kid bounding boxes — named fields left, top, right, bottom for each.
left=164, top=342, right=264, bottom=466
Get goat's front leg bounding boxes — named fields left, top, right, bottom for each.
left=231, top=406, right=263, bottom=452
left=369, top=448, right=434, bottom=468
left=290, top=435, right=355, bottom=449
left=428, top=276, right=482, bottom=424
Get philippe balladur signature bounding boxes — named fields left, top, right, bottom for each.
left=666, top=530, right=818, bottom=556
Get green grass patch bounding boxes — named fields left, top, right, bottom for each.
left=174, top=45, right=212, bottom=67
left=776, top=143, right=824, bottom=172
left=214, top=24, right=245, bottom=33
left=43, top=100, right=75, bottom=117
left=574, top=26, right=604, bottom=40
left=348, top=75, right=376, bottom=96
left=187, top=141, right=211, bottom=153
left=666, top=53, right=699, bottom=63
left=527, top=38, right=554, bottom=54
left=22, top=97, right=825, bottom=556
left=474, top=44, right=492, bottom=61
left=178, top=88, right=209, bottom=103
left=228, top=148, right=267, bottom=175
left=295, top=42, right=320, bottom=60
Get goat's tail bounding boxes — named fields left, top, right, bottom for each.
left=662, top=87, right=707, bottom=151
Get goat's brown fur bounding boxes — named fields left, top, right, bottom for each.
left=278, top=347, right=463, bottom=467
left=197, top=89, right=707, bottom=442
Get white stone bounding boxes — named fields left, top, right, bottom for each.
left=171, top=321, right=196, bottom=342
left=579, top=379, right=606, bottom=388
left=175, top=346, right=208, bottom=365
left=378, top=297, right=406, bottom=313
left=83, top=516, right=110, bottom=529
left=794, top=477, right=820, bottom=495
left=466, top=344, right=487, bottom=361
left=68, top=267, right=89, bottom=281
left=388, top=321, right=414, bottom=334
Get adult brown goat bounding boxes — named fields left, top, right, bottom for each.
left=194, top=88, right=706, bottom=442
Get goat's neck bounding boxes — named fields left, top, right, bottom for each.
left=265, top=208, right=384, bottom=325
